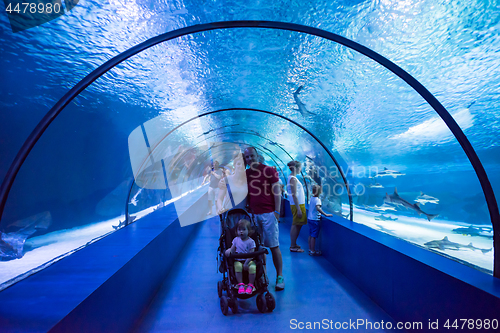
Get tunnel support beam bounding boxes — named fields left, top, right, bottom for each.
left=125, top=120, right=322, bottom=227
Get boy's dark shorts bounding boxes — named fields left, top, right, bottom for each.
left=308, top=219, right=320, bottom=238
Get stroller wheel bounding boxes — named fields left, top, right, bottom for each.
left=256, top=293, right=267, bottom=313
left=220, top=296, right=229, bottom=316
left=265, top=292, right=276, bottom=312
left=217, top=281, right=223, bottom=298
left=229, top=298, right=238, bottom=314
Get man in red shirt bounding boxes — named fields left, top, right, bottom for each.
left=244, top=147, right=284, bottom=291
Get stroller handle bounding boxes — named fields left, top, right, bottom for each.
left=225, top=248, right=268, bottom=259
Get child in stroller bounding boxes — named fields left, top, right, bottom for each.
left=225, top=219, right=257, bottom=295
left=217, top=208, right=276, bottom=315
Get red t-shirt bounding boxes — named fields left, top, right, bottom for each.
left=246, top=163, right=279, bottom=214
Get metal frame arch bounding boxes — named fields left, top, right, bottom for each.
left=174, top=128, right=313, bottom=202
left=198, top=130, right=312, bottom=199
left=167, top=132, right=288, bottom=178
left=124, top=116, right=334, bottom=227
left=126, top=108, right=353, bottom=222
left=124, top=124, right=315, bottom=225
left=185, top=129, right=304, bottom=187
left=0, top=20, right=496, bottom=276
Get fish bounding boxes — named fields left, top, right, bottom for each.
left=196, top=129, right=215, bottom=138
left=374, top=214, right=398, bottom=221
left=414, top=192, right=439, bottom=205
left=384, top=188, right=439, bottom=221
left=130, top=188, right=143, bottom=206
left=325, top=196, right=342, bottom=212
left=373, top=204, right=397, bottom=212
left=197, top=124, right=239, bottom=138
left=361, top=204, right=396, bottom=213
left=268, top=140, right=284, bottom=147
left=293, top=86, right=317, bottom=117
left=371, top=167, right=405, bottom=179
left=375, top=224, right=396, bottom=234
left=424, top=236, right=492, bottom=254
left=452, top=225, right=493, bottom=239
left=334, top=212, right=350, bottom=219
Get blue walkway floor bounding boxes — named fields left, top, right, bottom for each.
left=133, top=216, right=403, bottom=333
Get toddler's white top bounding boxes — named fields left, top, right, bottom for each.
left=232, top=236, right=256, bottom=254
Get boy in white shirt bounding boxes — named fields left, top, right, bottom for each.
left=307, top=185, right=332, bottom=256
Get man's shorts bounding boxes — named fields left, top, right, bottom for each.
left=207, top=186, right=218, bottom=201
left=291, top=204, right=307, bottom=225
left=308, top=219, right=320, bottom=238
left=253, top=212, right=279, bottom=248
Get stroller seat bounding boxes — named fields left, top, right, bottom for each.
left=217, top=208, right=276, bottom=315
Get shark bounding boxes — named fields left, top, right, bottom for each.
left=199, top=129, right=214, bottom=137
left=196, top=124, right=239, bottom=138
left=268, top=140, right=284, bottom=147
left=414, top=192, right=439, bottom=205
left=375, top=224, right=396, bottom=234
left=375, top=214, right=398, bottom=221
left=361, top=204, right=396, bottom=213
left=384, top=188, right=439, bottom=221
left=337, top=212, right=350, bottom=219
left=452, top=225, right=493, bottom=239
left=371, top=167, right=405, bottom=179
left=129, top=188, right=143, bottom=206
left=424, top=236, right=492, bottom=254
left=373, top=204, right=397, bottom=212
left=112, top=215, right=137, bottom=230
left=293, top=86, right=317, bottom=117
left=325, top=196, right=342, bottom=211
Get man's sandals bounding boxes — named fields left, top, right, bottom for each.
left=290, top=245, right=304, bottom=253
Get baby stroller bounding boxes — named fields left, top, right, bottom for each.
left=217, top=208, right=276, bottom=315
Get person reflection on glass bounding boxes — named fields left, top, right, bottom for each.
left=203, top=160, right=223, bottom=215
left=216, top=152, right=248, bottom=215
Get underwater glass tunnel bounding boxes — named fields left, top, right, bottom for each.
left=1, top=0, right=500, bottom=331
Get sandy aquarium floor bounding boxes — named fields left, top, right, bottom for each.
left=348, top=204, right=493, bottom=272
